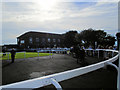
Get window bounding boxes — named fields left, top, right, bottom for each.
left=42, top=38, right=45, bottom=42
left=58, top=39, right=60, bottom=42
left=29, top=37, right=32, bottom=43
left=53, top=39, right=56, bottom=42
left=48, top=38, right=51, bottom=42
left=36, top=38, right=39, bottom=42
left=20, top=40, right=24, bottom=44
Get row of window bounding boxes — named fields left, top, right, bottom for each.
left=34, top=37, right=60, bottom=43
left=20, top=37, right=61, bottom=44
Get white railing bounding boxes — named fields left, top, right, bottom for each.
left=0, top=49, right=119, bottom=90
left=0, top=52, right=26, bottom=60
left=1, top=49, right=69, bottom=60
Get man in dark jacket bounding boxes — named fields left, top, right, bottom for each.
left=10, top=48, right=16, bottom=63
left=2, top=48, right=6, bottom=57
left=80, top=46, right=85, bottom=62
left=73, top=44, right=81, bottom=63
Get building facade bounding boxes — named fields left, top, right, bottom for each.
left=17, top=31, right=64, bottom=49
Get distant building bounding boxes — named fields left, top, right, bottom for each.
left=2, top=44, right=18, bottom=51
left=17, top=31, right=64, bottom=49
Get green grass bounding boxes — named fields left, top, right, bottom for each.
left=0, top=52, right=52, bottom=60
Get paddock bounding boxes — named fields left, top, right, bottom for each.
left=1, top=49, right=119, bottom=89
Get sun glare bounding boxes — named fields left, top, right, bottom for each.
left=36, top=0, right=58, bottom=10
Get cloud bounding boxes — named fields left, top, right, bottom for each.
left=3, top=2, right=117, bottom=22
left=2, top=2, right=118, bottom=44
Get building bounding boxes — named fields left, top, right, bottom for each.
left=17, top=31, right=64, bottom=49
left=2, top=44, right=18, bottom=51
left=2, top=44, right=18, bottom=49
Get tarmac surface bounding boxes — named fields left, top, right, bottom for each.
left=2, top=54, right=117, bottom=89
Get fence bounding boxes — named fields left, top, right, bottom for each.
left=0, top=49, right=119, bottom=90
left=0, top=52, right=26, bottom=60
left=0, top=48, right=69, bottom=60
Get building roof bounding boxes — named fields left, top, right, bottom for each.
left=17, top=31, right=62, bottom=38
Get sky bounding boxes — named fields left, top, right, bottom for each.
left=1, top=0, right=119, bottom=45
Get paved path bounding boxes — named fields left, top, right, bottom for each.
left=2, top=54, right=117, bottom=89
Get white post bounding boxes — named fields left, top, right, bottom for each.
left=8, top=52, right=9, bottom=60
left=93, top=50, right=94, bottom=56
left=38, top=52, right=39, bottom=57
left=112, top=51, right=114, bottom=57
left=24, top=52, right=25, bottom=59
left=98, top=50, right=99, bottom=58
left=50, top=49, right=51, bottom=58
left=50, top=78, right=62, bottom=90
left=51, top=49, right=53, bottom=58
left=103, top=51, right=106, bottom=60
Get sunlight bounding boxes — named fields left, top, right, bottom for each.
left=25, top=0, right=62, bottom=22
left=36, top=0, right=58, bottom=10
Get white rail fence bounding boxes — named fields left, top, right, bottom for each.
left=0, top=49, right=69, bottom=60
left=0, top=52, right=27, bottom=60
left=0, top=49, right=119, bottom=90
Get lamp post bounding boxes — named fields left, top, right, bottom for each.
left=116, top=32, right=120, bottom=90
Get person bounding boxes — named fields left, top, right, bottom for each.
left=73, top=44, right=81, bottom=63
left=108, top=46, right=113, bottom=58
left=80, top=46, right=85, bottom=62
left=88, top=45, right=93, bottom=56
left=10, top=48, right=16, bottom=63
left=113, top=46, right=117, bottom=50
left=2, top=48, right=6, bottom=57
left=70, top=46, right=74, bottom=56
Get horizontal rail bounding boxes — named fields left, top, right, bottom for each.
left=1, top=49, right=119, bottom=89
left=0, top=52, right=26, bottom=54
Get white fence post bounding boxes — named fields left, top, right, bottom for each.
left=7, top=53, right=9, bottom=60
left=93, top=50, right=94, bottom=56
left=50, top=49, right=51, bottom=58
left=51, top=49, right=53, bottom=58
left=24, top=52, right=25, bottom=59
left=112, top=51, right=114, bottom=57
left=104, top=51, right=106, bottom=59
left=50, top=78, right=62, bottom=90
left=98, top=50, right=99, bottom=58
left=52, top=51, right=53, bottom=58
left=38, top=52, right=39, bottom=57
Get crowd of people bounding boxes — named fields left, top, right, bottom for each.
left=2, top=44, right=117, bottom=64
left=96, top=45, right=117, bottom=50
left=70, top=44, right=117, bottom=64
left=70, top=45, right=85, bottom=64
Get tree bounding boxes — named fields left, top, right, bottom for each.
left=95, top=30, right=107, bottom=46
left=76, top=28, right=116, bottom=48
left=104, top=34, right=116, bottom=46
left=63, top=31, right=78, bottom=47
left=77, top=28, right=96, bottom=48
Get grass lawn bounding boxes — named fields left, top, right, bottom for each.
left=0, top=52, right=52, bottom=60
